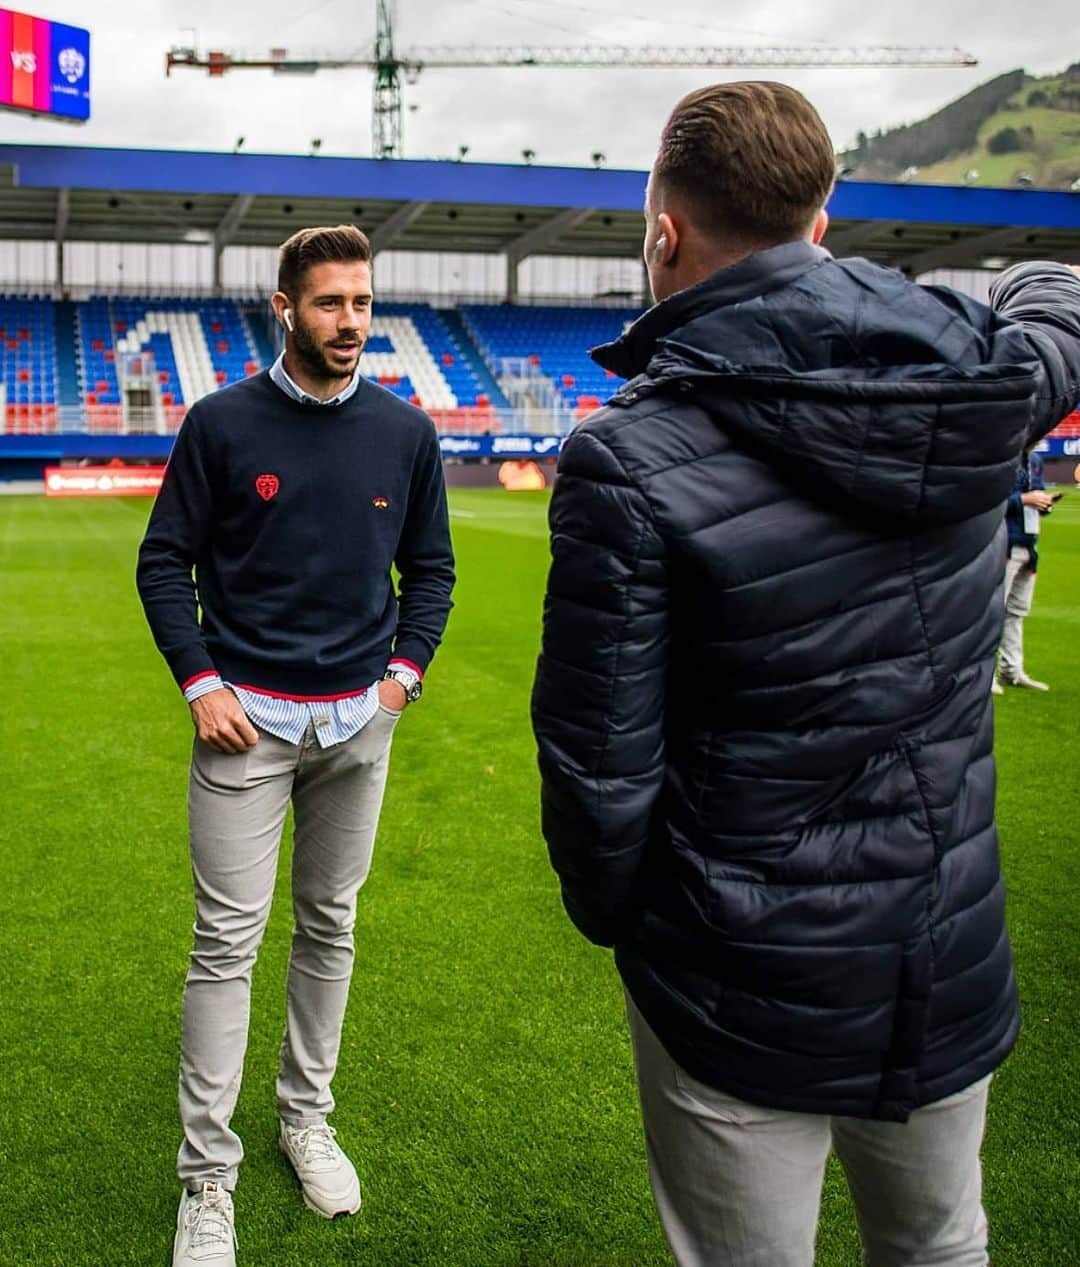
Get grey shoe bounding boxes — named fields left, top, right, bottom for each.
left=279, top=1121, right=362, bottom=1219
left=173, top=1182, right=236, bottom=1266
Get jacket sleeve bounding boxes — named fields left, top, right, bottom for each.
left=989, top=262, right=1080, bottom=444
left=135, top=408, right=218, bottom=692
left=391, top=423, right=455, bottom=674
left=530, top=427, right=669, bottom=947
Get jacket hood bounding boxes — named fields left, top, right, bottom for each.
left=593, top=243, right=1041, bottom=524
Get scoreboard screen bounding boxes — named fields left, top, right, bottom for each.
left=0, top=7, right=89, bottom=122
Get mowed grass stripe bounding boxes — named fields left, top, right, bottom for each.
left=0, top=487, right=1077, bottom=1266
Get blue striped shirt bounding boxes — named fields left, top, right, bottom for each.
left=182, top=353, right=416, bottom=747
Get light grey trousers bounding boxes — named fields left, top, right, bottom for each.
left=177, top=707, right=399, bottom=1191
left=999, top=544, right=1036, bottom=680
left=626, top=995, right=991, bottom=1267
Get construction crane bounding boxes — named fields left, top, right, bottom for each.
left=165, top=0, right=978, bottom=159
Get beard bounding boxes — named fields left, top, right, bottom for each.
left=291, top=315, right=363, bottom=383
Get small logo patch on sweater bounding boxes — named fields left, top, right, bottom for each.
left=372, top=496, right=390, bottom=509
left=255, top=474, right=280, bottom=501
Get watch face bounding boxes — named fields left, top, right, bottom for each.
left=407, top=679, right=423, bottom=702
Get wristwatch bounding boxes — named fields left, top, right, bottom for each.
left=383, top=669, right=423, bottom=703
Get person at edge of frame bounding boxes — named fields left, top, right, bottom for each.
left=994, top=443, right=1058, bottom=692
left=531, top=81, right=1080, bottom=1267
left=136, top=224, right=454, bottom=1267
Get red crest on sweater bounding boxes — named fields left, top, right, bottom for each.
left=255, top=473, right=279, bottom=501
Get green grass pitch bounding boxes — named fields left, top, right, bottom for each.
left=0, top=486, right=1077, bottom=1266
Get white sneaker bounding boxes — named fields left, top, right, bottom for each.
left=173, top=1182, right=236, bottom=1266
left=1003, top=672, right=1049, bottom=691
left=279, top=1121, right=362, bottom=1219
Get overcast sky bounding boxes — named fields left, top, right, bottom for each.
left=2, top=1, right=1074, bottom=169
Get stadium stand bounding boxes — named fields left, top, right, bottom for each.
left=365, top=303, right=505, bottom=433
left=0, top=294, right=57, bottom=432
left=1052, top=406, right=1080, bottom=436
left=461, top=303, right=640, bottom=420
left=39, top=297, right=506, bottom=434
left=1, top=288, right=1071, bottom=448
left=76, top=296, right=260, bottom=433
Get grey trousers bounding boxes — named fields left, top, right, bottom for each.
left=177, top=707, right=399, bottom=1191
left=626, top=995, right=991, bottom=1267
left=999, top=544, right=1036, bottom=680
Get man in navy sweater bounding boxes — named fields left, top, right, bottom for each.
left=137, top=225, right=454, bottom=1267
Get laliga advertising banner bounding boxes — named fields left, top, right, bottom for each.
left=0, top=7, right=90, bottom=121
left=44, top=466, right=163, bottom=497
left=439, top=434, right=565, bottom=458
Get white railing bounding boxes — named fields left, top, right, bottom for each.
left=0, top=402, right=595, bottom=438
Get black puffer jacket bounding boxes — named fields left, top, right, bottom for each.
left=531, top=245, right=1080, bottom=1120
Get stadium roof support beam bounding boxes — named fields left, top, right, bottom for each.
left=824, top=220, right=905, bottom=259
left=367, top=200, right=430, bottom=255
left=212, top=194, right=254, bottom=295
left=54, top=187, right=69, bottom=293
left=901, top=225, right=1023, bottom=276
left=504, top=207, right=595, bottom=302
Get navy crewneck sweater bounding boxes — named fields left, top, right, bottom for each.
left=136, top=370, right=455, bottom=696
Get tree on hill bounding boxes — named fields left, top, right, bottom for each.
left=987, top=125, right=1036, bottom=154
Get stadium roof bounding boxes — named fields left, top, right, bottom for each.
left=0, top=142, right=1077, bottom=276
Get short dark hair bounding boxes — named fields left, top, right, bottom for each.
left=653, top=82, right=835, bottom=244
left=277, top=225, right=372, bottom=298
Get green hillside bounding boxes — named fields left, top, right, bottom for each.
left=842, top=64, right=1080, bottom=189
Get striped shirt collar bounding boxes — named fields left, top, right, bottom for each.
left=270, top=350, right=362, bottom=407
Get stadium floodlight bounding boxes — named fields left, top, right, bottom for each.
left=309, top=137, right=322, bottom=154
left=591, top=150, right=606, bottom=169
left=457, top=144, right=469, bottom=160
left=521, top=148, right=536, bottom=165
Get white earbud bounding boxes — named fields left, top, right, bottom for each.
left=652, top=234, right=668, bottom=263
left=282, top=308, right=294, bottom=332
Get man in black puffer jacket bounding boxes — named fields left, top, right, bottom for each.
left=531, top=82, right=1080, bottom=1267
